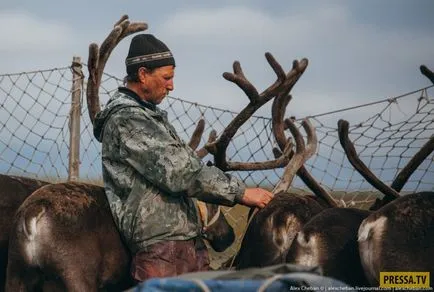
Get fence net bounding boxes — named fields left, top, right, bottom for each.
left=1, top=63, right=433, bottom=267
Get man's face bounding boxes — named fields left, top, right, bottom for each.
left=139, top=66, right=175, bottom=104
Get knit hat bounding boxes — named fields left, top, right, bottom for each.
left=125, top=34, right=175, bottom=75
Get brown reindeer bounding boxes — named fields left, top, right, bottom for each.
left=6, top=182, right=132, bottom=291
left=358, top=66, right=434, bottom=288
left=4, top=168, right=234, bottom=292
left=233, top=116, right=339, bottom=269
left=286, top=118, right=434, bottom=287
left=0, top=175, right=49, bottom=292
left=3, top=132, right=235, bottom=292
left=359, top=192, right=434, bottom=289
left=0, top=133, right=234, bottom=291
left=287, top=207, right=371, bottom=286
left=213, top=51, right=340, bottom=269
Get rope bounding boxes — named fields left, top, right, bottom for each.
left=308, top=85, right=433, bottom=119
left=196, top=201, right=221, bottom=228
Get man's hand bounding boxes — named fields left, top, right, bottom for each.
left=239, top=187, right=273, bottom=208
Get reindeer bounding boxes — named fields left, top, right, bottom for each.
left=209, top=49, right=342, bottom=270
left=285, top=65, right=434, bottom=287
left=287, top=207, right=371, bottom=286
left=232, top=117, right=341, bottom=269
left=4, top=15, right=237, bottom=291
left=6, top=181, right=133, bottom=291
left=232, top=64, right=434, bottom=282
left=359, top=192, right=434, bottom=288
left=358, top=65, right=434, bottom=288
left=286, top=117, right=434, bottom=287
left=4, top=160, right=234, bottom=292
left=0, top=175, right=49, bottom=291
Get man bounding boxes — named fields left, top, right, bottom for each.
left=93, top=34, right=273, bottom=282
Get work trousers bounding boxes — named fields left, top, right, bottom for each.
left=131, top=237, right=210, bottom=282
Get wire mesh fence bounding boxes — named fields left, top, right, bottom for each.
left=0, top=67, right=73, bottom=180
left=1, top=61, right=433, bottom=266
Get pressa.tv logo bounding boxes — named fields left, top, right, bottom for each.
left=380, top=272, right=430, bottom=289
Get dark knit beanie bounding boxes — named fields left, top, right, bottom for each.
left=125, top=34, right=175, bottom=75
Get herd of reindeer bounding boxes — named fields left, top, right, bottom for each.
left=0, top=15, right=433, bottom=291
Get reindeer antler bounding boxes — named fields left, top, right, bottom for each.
left=87, top=15, right=147, bottom=125
left=188, top=119, right=205, bottom=151
left=205, top=53, right=308, bottom=171
left=390, top=136, right=434, bottom=192
left=338, top=119, right=400, bottom=200
left=273, top=118, right=318, bottom=194
left=271, top=89, right=337, bottom=206
left=339, top=119, right=434, bottom=208
left=188, top=119, right=217, bottom=159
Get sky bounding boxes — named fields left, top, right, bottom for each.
left=1, top=0, right=433, bottom=118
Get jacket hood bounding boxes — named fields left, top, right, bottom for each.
left=93, top=88, right=154, bottom=142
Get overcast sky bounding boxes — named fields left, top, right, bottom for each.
left=1, top=0, right=433, bottom=117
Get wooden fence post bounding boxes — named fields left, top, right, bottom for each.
left=68, top=56, right=83, bottom=181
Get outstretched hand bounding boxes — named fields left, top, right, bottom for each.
left=239, top=187, right=273, bottom=208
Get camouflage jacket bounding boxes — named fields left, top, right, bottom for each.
left=93, top=87, right=246, bottom=253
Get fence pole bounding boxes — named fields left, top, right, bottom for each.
left=68, top=56, right=83, bottom=181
